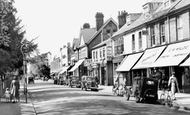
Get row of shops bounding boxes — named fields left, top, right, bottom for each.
left=114, top=40, right=190, bottom=93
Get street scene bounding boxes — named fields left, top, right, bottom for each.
left=1, top=0, right=190, bottom=115
left=21, top=80, right=190, bottom=115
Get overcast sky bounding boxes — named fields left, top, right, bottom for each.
left=14, top=0, right=146, bottom=56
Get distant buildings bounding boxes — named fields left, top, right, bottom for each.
left=49, top=0, right=190, bottom=93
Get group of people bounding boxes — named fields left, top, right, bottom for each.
left=4, top=76, right=20, bottom=103
left=151, top=69, right=180, bottom=100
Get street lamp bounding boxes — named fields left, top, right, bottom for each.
left=20, top=43, right=28, bottom=103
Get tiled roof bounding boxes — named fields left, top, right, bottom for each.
left=170, top=0, right=190, bottom=12
left=112, top=13, right=145, bottom=38
left=72, top=38, right=80, bottom=49
left=80, top=28, right=96, bottom=44
left=87, top=17, right=118, bottom=44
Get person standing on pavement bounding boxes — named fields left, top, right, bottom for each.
left=168, top=72, right=179, bottom=100
left=10, top=76, right=20, bottom=103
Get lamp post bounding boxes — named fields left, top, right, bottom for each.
left=20, top=43, right=28, bottom=103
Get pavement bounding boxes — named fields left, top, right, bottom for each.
left=98, top=85, right=190, bottom=112
left=1, top=81, right=190, bottom=115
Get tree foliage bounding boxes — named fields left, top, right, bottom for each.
left=0, top=0, right=38, bottom=75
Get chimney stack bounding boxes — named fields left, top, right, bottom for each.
left=118, top=10, right=128, bottom=29
left=95, top=12, right=104, bottom=31
left=83, top=23, right=90, bottom=29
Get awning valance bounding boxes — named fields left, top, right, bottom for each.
left=59, top=66, right=70, bottom=74
left=152, top=40, right=190, bottom=67
left=180, top=57, right=190, bottom=66
left=116, top=52, right=143, bottom=72
left=132, top=46, right=166, bottom=69
left=69, top=59, right=85, bottom=72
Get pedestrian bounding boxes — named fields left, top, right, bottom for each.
left=168, top=72, right=179, bottom=100
left=10, top=76, right=20, bottom=103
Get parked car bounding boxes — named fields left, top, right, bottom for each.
left=28, top=77, right=34, bottom=84
left=126, top=77, right=158, bottom=103
left=69, top=76, right=81, bottom=88
left=57, top=74, right=67, bottom=85
left=81, top=76, right=98, bottom=91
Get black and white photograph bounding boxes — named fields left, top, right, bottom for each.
left=0, top=0, right=190, bottom=115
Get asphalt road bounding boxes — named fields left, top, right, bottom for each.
left=24, top=80, right=189, bottom=115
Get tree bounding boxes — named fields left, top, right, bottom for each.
left=0, top=0, right=38, bottom=75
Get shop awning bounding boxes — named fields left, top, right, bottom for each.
left=59, top=66, right=70, bottom=74
left=116, top=52, right=143, bottom=72
left=152, top=40, right=190, bottom=67
left=180, top=57, right=190, bottom=66
left=132, top=46, right=166, bottom=69
left=69, top=59, right=85, bottom=72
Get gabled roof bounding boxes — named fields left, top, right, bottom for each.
left=72, top=38, right=80, bottom=49
left=112, top=0, right=184, bottom=39
left=86, top=17, right=118, bottom=44
left=79, top=28, right=96, bottom=44
left=92, top=38, right=111, bottom=50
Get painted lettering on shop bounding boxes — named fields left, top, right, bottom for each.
left=173, top=53, right=188, bottom=57
left=168, top=45, right=189, bottom=52
left=142, top=53, right=156, bottom=63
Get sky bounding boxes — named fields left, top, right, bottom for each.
left=14, top=0, right=147, bottom=56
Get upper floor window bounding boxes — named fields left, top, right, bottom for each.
left=103, top=48, right=105, bottom=58
left=96, top=51, right=98, bottom=60
left=139, top=32, right=142, bottom=50
left=93, top=51, right=95, bottom=60
left=100, top=49, right=102, bottom=59
left=132, top=34, right=135, bottom=51
left=177, top=14, right=183, bottom=40
left=160, top=22, right=166, bottom=44
left=150, top=26, right=155, bottom=46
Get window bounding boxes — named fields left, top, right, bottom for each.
left=150, top=26, right=155, bottom=46
left=132, top=34, right=135, bottom=51
left=103, top=48, right=105, bottom=58
left=139, top=32, right=142, bottom=50
left=92, top=51, right=95, bottom=61
left=177, top=15, right=183, bottom=40
left=100, top=49, right=102, bottom=59
left=160, top=22, right=166, bottom=44
left=96, top=51, right=98, bottom=60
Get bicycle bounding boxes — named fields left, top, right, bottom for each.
left=159, top=89, right=173, bottom=107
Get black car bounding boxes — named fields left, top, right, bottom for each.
left=132, top=77, right=158, bottom=103
left=69, top=76, right=81, bottom=88
left=81, top=76, right=98, bottom=91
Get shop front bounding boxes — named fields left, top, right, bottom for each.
left=69, top=59, right=86, bottom=80
left=116, top=52, right=143, bottom=85
left=132, top=46, right=166, bottom=79
left=152, top=40, right=190, bottom=91
left=112, top=55, right=125, bottom=85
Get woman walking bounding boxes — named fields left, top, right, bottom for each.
left=168, top=72, right=179, bottom=100
left=10, top=76, right=20, bottom=103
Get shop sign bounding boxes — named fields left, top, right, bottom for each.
left=84, top=59, right=92, bottom=66
left=107, top=46, right=112, bottom=61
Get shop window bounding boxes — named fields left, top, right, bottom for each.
left=150, top=26, right=155, bottom=46
left=160, top=22, right=166, bottom=44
